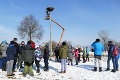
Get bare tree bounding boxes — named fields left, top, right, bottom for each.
left=17, top=15, right=44, bottom=41
left=98, top=30, right=110, bottom=51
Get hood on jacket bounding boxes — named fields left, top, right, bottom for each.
left=9, top=45, right=14, bottom=48
left=25, top=44, right=32, bottom=49
left=2, top=40, right=7, bottom=44
left=62, top=45, right=68, bottom=49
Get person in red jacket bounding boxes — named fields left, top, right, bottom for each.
left=30, top=40, right=35, bottom=49
left=74, top=47, right=79, bottom=65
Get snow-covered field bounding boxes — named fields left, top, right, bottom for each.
left=0, top=57, right=120, bottom=80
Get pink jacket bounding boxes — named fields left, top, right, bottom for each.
left=74, top=50, right=79, bottom=58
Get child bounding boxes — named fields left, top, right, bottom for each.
left=34, top=45, right=43, bottom=73
left=74, top=47, right=79, bottom=65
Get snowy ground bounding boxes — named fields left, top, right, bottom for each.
left=0, top=57, right=120, bottom=80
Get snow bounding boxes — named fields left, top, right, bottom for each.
left=0, top=56, right=120, bottom=80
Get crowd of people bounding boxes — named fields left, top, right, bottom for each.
left=0, top=38, right=120, bottom=78
left=0, top=38, right=49, bottom=77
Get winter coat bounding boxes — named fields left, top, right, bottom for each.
left=68, top=48, right=74, bottom=59
left=23, top=44, right=34, bottom=63
left=34, top=49, right=43, bottom=61
left=0, top=44, right=2, bottom=58
left=91, top=42, right=104, bottom=56
left=59, top=45, right=68, bottom=59
left=14, top=42, right=20, bottom=57
left=82, top=47, right=86, bottom=57
left=43, top=46, right=49, bottom=59
left=1, top=43, right=9, bottom=57
left=108, top=44, right=115, bottom=57
left=6, top=45, right=17, bottom=61
left=74, top=49, right=79, bottom=58
left=54, top=47, right=59, bottom=57
left=19, top=45, right=25, bottom=62
left=86, top=47, right=90, bottom=54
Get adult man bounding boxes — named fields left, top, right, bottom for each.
left=13, top=38, right=19, bottom=72
left=22, top=41, right=34, bottom=77
left=105, top=41, right=118, bottom=72
left=43, top=45, right=49, bottom=71
left=91, top=38, right=104, bottom=72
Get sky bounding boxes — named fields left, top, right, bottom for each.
left=0, top=0, right=120, bottom=46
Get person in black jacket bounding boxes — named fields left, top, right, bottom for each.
left=17, top=41, right=25, bottom=69
left=22, top=41, right=34, bottom=77
left=43, top=45, right=49, bottom=71
left=13, top=38, right=20, bottom=72
left=54, top=46, right=60, bottom=62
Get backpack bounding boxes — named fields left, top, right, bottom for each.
left=113, top=45, right=118, bottom=57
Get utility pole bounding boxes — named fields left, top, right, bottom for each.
left=45, top=7, right=54, bottom=59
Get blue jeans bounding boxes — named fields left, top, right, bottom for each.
left=1, top=57, right=7, bottom=70
left=61, top=59, right=67, bottom=71
left=44, top=57, right=49, bottom=69
left=115, top=58, right=118, bottom=69
left=107, top=56, right=116, bottom=70
left=75, top=58, right=78, bottom=65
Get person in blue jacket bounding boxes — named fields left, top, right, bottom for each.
left=6, top=41, right=16, bottom=77
left=115, top=50, right=120, bottom=71
left=105, top=41, right=118, bottom=72
left=91, top=38, right=104, bottom=72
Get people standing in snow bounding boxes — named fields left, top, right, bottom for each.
left=22, top=41, right=34, bottom=77
left=59, top=42, right=68, bottom=73
left=105, top=41, right=119, bottom=72
left=0, top=44, right=2, bottom=60
left=91, top=38, right=104, bottom=72
left=68, top=45, right=74, bottom=65
left=74, top=47, right=79, bottom=65
left=115, top=48, right=120, bottom=71
left=17, top=41, right=25, bottom=69
left=6, top=41, right=17, bottom=77
left=86, top=46, right=90, bottom=62
left=34, top=45, right=43, bottom=73
left=13, top=38, right=20, bottom=72
left=43, top=45, right=49, bottom=71
left=82, top=47, right=86, bottom=63
left=78, top=46, right=82, bottom=62
left=54, top=46, right=60, bottom=62
left=1, top=40, right=9, bottom=71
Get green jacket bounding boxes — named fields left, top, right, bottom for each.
left=59, top=45, right=68, bottom=59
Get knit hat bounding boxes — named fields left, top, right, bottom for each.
left=96, top=38, right=100, bottom=42
left=2, top=40, right=7, bottom=44
left=10, top=41, right=15, bottom=44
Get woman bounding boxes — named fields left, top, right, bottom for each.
left=59, top=42, right=68, bottom=73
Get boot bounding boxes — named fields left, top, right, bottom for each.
left=63, top=70, right=66, bottom=73
left=92, top=67, right=97, bottom=71
left=36, top=68, right=40, bottom=73
left=111, top=69, right=116, bottom=72
left=59, top=71, right=64, bottom=73
left=116, top=68, right=119, bottom=71
left=99, top=67, right=102, bottom=72
left=105, top=68, right=110, bottom=71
